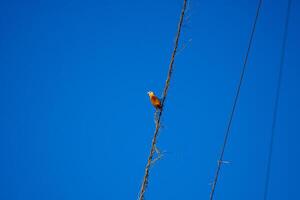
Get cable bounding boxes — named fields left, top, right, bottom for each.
left=138, top=0, right=188, bottom=199
left=263, top=1, right=292, bottom=199
left=209, top=0, right=263, bottom=199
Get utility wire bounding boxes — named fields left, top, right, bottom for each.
left=263, top=1, right=292, bottom=199
left=138, top=0, right=188, bottom=199
left=209, top=0, right=263, bottom=199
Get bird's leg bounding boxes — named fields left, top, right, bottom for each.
left=154, top=110, right=158, bottom=120
left=154, top=115, right=157, bottom=124
left=154, top=109, right=159, bottom=123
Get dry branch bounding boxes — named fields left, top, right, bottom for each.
left=138, top=0, right=188, bottom=199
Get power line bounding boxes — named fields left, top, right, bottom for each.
left=138, top=0, right=188, bottom=199
left=209, top=0, right=263, bottom=199
left=263, top=0, right=292, bottom=199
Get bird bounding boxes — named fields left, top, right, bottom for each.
left=147, top=91, right=162, bottom=110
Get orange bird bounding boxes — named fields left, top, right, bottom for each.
left=147, top=91, right=162, bottom=110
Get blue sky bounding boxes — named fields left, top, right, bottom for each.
left=0, top=0, right=299, bottom=199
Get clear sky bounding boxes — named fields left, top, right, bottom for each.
left=0, top=0, right=299, bottom=199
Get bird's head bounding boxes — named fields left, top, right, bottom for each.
left=147, top=91, right=154, bottom=97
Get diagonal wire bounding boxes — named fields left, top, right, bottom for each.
left=263, top=1, right=292, bottom=199
left=138, top=0, right=188, bottom=199
left=209, top=0, right=263, bottom=199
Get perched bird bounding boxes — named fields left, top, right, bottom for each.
left=147, top=91, right=162, bottom=110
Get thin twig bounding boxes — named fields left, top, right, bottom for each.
left=138, top=0, right=188, bottom=199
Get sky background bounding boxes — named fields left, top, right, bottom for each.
left=0, top=0, right=299, bottom=199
